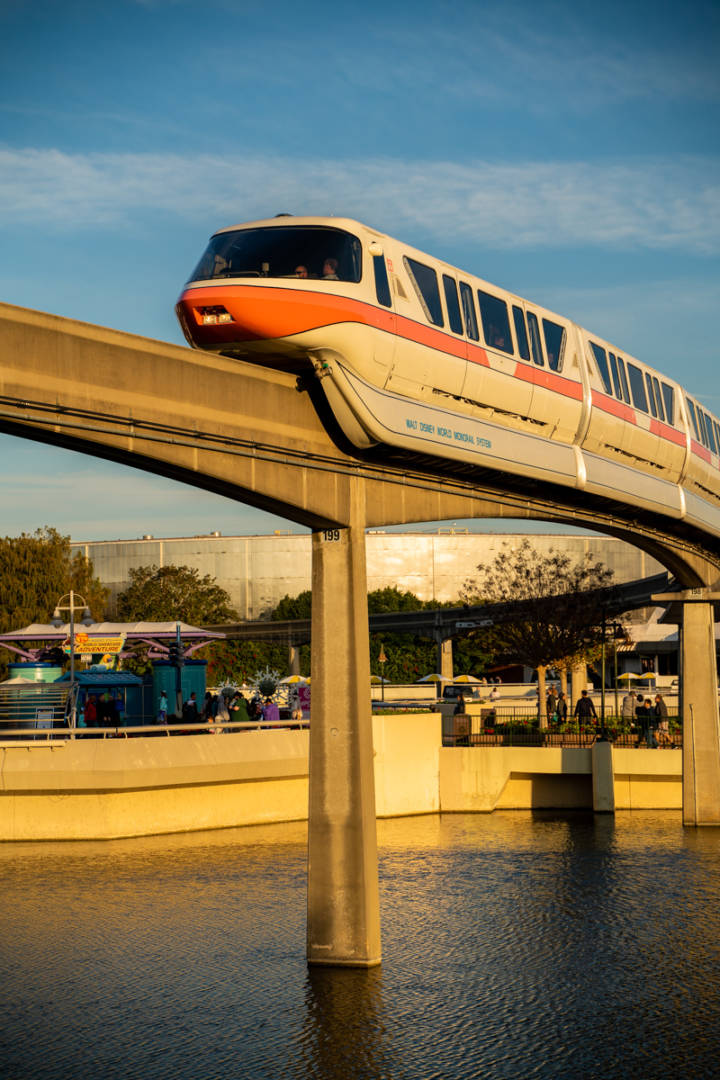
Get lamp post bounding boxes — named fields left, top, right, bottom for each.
left=600, top=612, right=606, bottom=731
left=378, top=645, right=387, bottom=702
left=51, top=591, right=94, bottom=731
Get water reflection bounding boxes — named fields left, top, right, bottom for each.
left=1, top=812, right=720, bottom=1079
left=291, top=966, right=400, bottom=1080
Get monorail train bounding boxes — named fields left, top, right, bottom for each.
left=175, top=215, right=720, bottom=536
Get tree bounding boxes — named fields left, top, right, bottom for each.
left=114, top=564, right=239, bottom=680
left=0, top=527, right=109, bottom=677
left=461, top=539, right=616, bottom=726
left=367, top=587, right=436, bottom=683
left=271, top=590, right=312, bottom=621
left=115, top=564, right=237, bottom=624
left=0, top=527, right=109, bottom=632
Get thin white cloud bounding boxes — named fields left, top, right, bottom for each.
left=0, top=148, right=718, bottom=255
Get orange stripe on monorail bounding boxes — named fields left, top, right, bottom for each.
left=691, top=439, right=712, bottom=464
left=181, top=284, right=396, bottom=338
left=394, top=311, right=480, bottom=364
left=181, top=283, right=488, bottom=365
left=591, top=389, right=636, bottom=423
left=592, top=390, right=688, bottom=449
left=650, top=418, right=686, bottom=447
left=513, top=362, right=583, bottom=400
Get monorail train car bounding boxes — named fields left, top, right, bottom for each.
left=175, top=215, right=720, bottom=536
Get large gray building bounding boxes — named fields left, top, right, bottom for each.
left=71, top=531, right=664, bottom=621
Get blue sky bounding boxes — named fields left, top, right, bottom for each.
left=0, top=0, right=718, bottom=541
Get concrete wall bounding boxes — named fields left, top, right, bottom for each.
left=0, top=716, right=681, bottom=841
left=71, top=532, right=664, bottom=620
left=438, top=745, right=681, bottom=812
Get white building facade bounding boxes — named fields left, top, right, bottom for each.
left=71, top=531, right=665, bottom=621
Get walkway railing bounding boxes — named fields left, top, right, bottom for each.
left=0, top=718, right=310, bottom=741
left=444, top=710, right=682, bottom=749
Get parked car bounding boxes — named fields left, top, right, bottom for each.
left=442, top=684, right=483, bottom=703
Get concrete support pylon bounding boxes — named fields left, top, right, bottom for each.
left=439, top=638, right=454, bottom=682
left=306, top=488, right=381, bottom=967
left=680, top=598, right=720, bottom=825
left=288, top=643, right=301, bottom=676
left=592, top=739, right=615, bottom=813
left=655, top=588, right=720, bottom=826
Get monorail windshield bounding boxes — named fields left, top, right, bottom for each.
left=188, top=226, right=362, bottom=284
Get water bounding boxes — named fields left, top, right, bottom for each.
left=1, top=812, right=719, bottom=1079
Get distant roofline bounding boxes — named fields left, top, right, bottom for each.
left=70, top=530, right=606, bottom=545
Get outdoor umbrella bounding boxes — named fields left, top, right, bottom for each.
left=418, top=674, right=451, bottom=683
left=453, top=674, right=481, bottom=683
left=279, top=675, right=308, bottom=684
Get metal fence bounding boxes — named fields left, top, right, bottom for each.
left=0, top=718, right=310, bottom=740
left=0, top=683, right=70, bottom=734
left=443, top=709, right=682, bottom=749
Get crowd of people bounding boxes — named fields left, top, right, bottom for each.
left=172, top=687, right=303, bottom=733
left=542, top=685, right=672, bottom=745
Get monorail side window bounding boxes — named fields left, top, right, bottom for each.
left=373, top=254, right=392, bottom=308
left=617, top=357, right=631, bottom=403
left=442, top=275, right=464, bottom=335
left=651, top=376, right=665, bottom=422
left=188, top=226, right=362, bottom=283
left=512, top=306, right=530, bottom=361
left=661, top=383, right=675, bottom=425
left=405, top=257, right=444, bottom=326
left=699, top=410, right=711, bottom=449
left=687, top=399, right=701, bottom=441
left=609, top=352, right=622, bottom=399
left=644, top=373, right=658, bottom=418
left=627, top=363, right=649, bottom=412
left=459, top=283, right=479, bottom=341
left=590, top=343, right=613, bottom=394
left=527, top=312, right=545, bottom=366
left=477, top=290, right=513, bottom=354
left=704, top=412, right=717, bottom=454
left=542, top=319, right=565, bottom=372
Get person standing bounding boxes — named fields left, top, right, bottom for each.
left=635, top=695, right=656, bottom=747
left=289, top=688, right=303, bottom=725
left=182, top=692, right=199, bottom=724
left=573, top=690, right=597, bottom=726
left=621, top=690, right=637, bottom=723
left=555, top=691, right=568, bottom=725
left=653, top=694, right=670, bottom=747
left=262, top=697, right=280, bottom=725
left=158, top=690, right=168, bottom=725
left=84, top=694, right=98, bottom=728
left=201, top=691, right=215, bottom=721
left=229, top=692, right=250, bottom=730
left=213, top=693, right=230, bottom=733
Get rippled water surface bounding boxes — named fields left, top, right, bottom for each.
left=2, top=812, right=720, bottom=1079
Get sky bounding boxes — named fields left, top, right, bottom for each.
left=0, top=0, right=718, bottom=542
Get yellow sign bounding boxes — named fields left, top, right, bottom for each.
left=63, top=633, right=126, bottom=655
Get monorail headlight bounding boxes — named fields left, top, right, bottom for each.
left=199, top=305, right=233, bottom=325
left=368, top=242, right=384, bottom=257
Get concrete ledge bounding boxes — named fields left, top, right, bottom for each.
left=0, top=718, right=683, bottom=840
left=0, top=730, right=309, bottom=793
left=439, top=745, right=681, bottom=813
